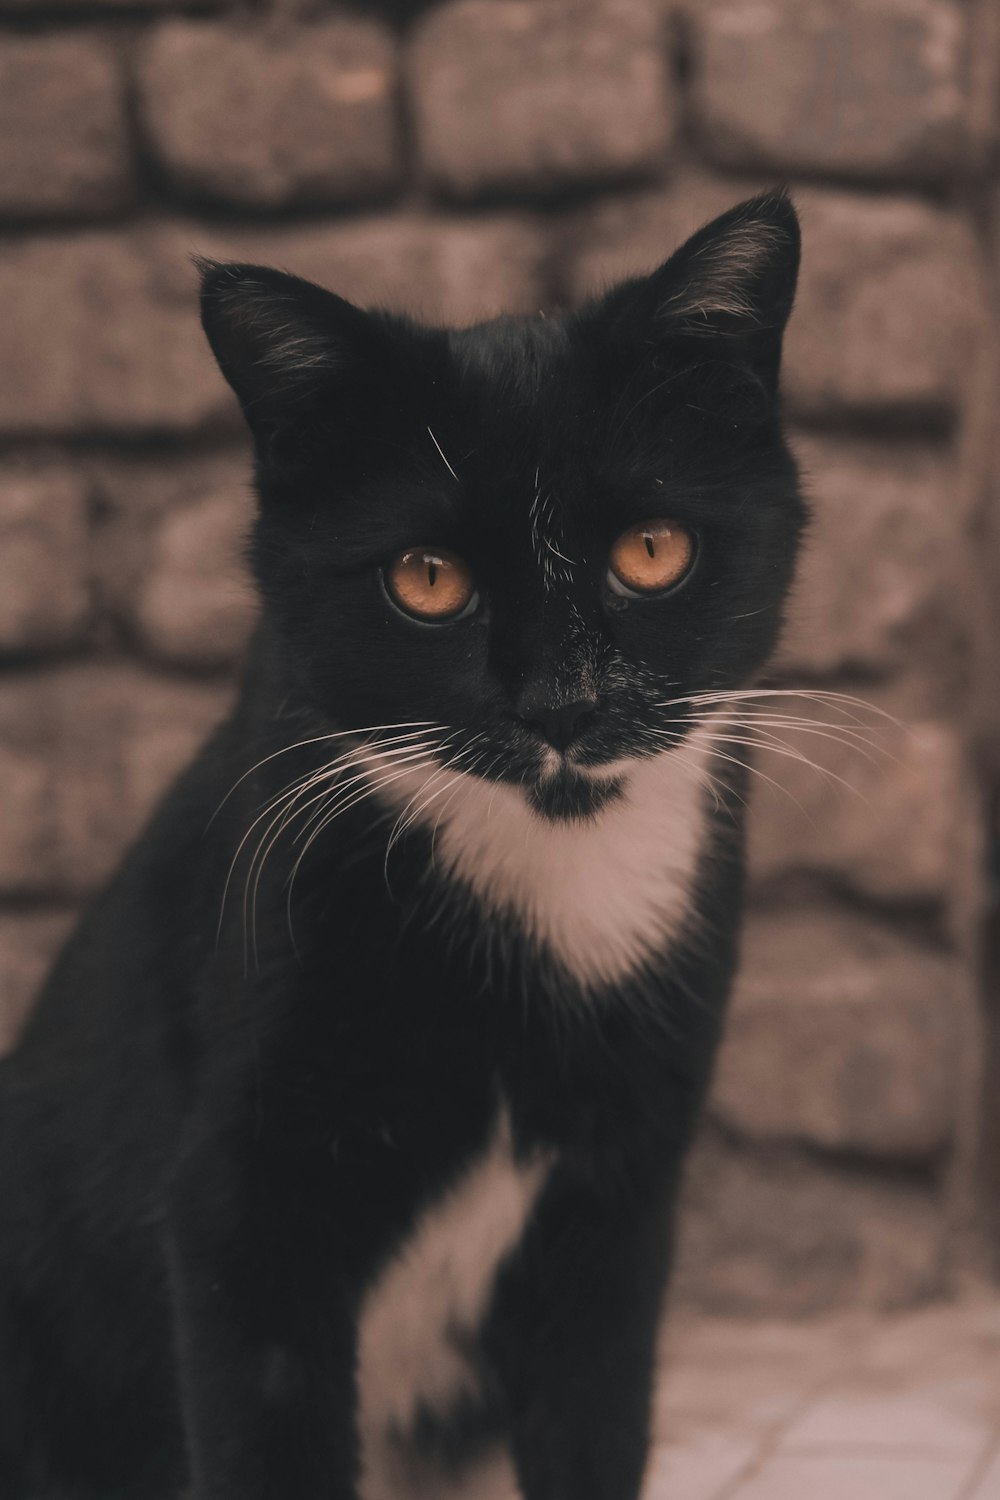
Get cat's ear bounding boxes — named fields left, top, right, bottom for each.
left=596, top=190, right=800, bottom=397
left=197, top=260, right=381, bottom=451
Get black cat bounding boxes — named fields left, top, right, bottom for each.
left=0, top=191, right=803, bottom=1500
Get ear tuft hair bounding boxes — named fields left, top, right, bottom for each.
left=660, top=191, right=799, bottom=336
left=195, top=258, right=373, bottom=442
left=589, top=188, right=800, bottom=399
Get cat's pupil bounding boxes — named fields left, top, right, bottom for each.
left=427, top=559, right=438, bottom=587
left=644, top=534, right=655, bottom=558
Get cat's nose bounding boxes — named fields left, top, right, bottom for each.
left=518, top=699, right=597, bottom=753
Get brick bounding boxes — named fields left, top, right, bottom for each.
left=138, top=19, right=400, bottom=209
left=90, top=453, right=256, bottom=668
left=0, top=910, right=77, bottom=1056
left=0, top=667, right=228, bottom=897
left=689, top=0, right=972, bottom=183
left=0, top=34, right=131, bottom=216
left=214, top=214, right=550, bottom=328
left=139, top=490, right=256, bottom=667
left=567, top=180, right=988, bottom=420
left=89, top=456, right=198, bottom=638
left=0, top=216, right=547, bottom=435
left=710, top=909, right=960, bottom=1157
left=0, top=229, right=228, bottom=435
left=674, top=1128, right=947, bottom=1315
left=785, top=190, right=988, bottom=420
left=410, top=0, right=674, bottom=198
left=566, top=174, right=767, bottom=303
left=780, top=436, right=972, bottom=681
left=745, top=705, right=979, bottom=911
left=0, top=464, right=91, bottom=653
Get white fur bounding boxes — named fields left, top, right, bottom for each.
left=357, top=1112, right=550, bottom=1500
left=369, top=723, right=720, bottom=990
left=354, top=728, right=721, bottom=1496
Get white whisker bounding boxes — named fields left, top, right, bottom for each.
left=678, top=714, right=888, bottom=768
left=271, top=742, right=453, bottom=954
left=658, top=687, right=904, bottom=731
left=207, top=721, right=440, bottom=830
left=648, top=727, right=815, bottom=819
left=215, top=728, right=446, bottom=949
left=426, top=425, right=459, bottom=483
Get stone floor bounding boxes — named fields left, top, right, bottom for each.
left=385, top=1297, right=1000, bottom=1499
left=647, top=1297, right=1000, bottom=1499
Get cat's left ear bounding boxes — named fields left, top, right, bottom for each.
left=197, top=259, right=388, bottom=456
left=593, top=189, right=800, bottom=398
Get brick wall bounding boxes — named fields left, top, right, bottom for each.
left=1, top=0, right=998, bottom=1314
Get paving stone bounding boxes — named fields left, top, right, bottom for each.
left=0, top=216, right=547, bottom=435
left=725, top=1451, right=972, bottom=1500
left=780, top=435, right=972, bottom=681
left=0, top=910, right=77, bottom=1056
left=647, top=1304, right=1000, bottom=1500
left=139, top=18, right=401, bottom=209
left=643, top=1431, right=758, bottom=1499
left=410, top=0, right=674, bottom=198
left=688, top=0, right=973, bottom=183
left=566, top=180, right=986, bottom=420
left=863, top=1299, right=1000, bottom=1385
left=674, top=1128, right=947, bottom=1315
left=969, top=1446, right=1000, bottom=1499
left=0, top=667, right=228, bottom=897
left=745, top=701, right=979, bottom=912
left=656, top=1314, right=859, bottom=1441
left=0, top=33, right=132, bottom=216
left=710, top=909, right=960, bottom=1158
left=781, top=1384, right=991, bottom=1457
left=0, top=464, right=91, bottom=653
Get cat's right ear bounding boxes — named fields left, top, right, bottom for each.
left=587, top=190, right=801, bottom=401
left=197, top=260, right=379, bottom=454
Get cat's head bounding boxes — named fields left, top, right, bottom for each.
left=200, top=192, right=804, bottom=823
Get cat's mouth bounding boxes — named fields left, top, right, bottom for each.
left=525, top=762, right=627, bottom=822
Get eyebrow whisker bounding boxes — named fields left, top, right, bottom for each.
left=427, top=425, right=459, bottom=483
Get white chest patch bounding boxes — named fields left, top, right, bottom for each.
left=369, top=723, right=721, bottom=990
left=357, top=1112, right=550, bottom=1500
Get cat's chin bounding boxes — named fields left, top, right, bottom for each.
left=525, top=767, right=627, bottom=823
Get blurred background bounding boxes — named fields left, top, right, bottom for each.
left=1, top=0, right=999, bottom=1339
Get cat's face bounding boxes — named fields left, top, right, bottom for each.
left=201, top=194, right=804, bottom=822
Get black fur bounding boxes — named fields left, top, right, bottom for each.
left=0, top=192, right=803, bottom=1500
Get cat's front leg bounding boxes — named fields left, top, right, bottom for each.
left=488, top=1168, right=675, bottom=1500
left=166, top=1136, right=360, bottom=1500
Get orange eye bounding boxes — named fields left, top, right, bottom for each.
left=385, top=547, right=477, bottom=621
left=607, top=519, right=695, bottom=596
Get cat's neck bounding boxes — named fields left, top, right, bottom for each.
left=226, top=652, right=726, bottom=992
left=366, top=721, right=725, bottom=990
